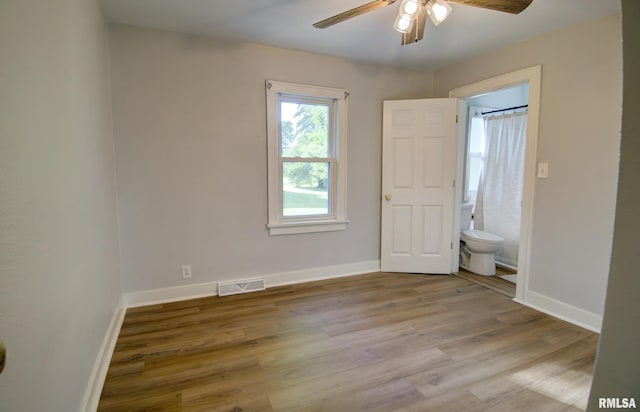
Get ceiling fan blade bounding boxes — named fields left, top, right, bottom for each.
left=401, top=8, right=426, bottom=45
left=446, top=0, right=533, bottom=14
left=313, top=0, right=396, bottom=29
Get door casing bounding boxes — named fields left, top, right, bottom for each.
left=449, top=66, right=542, bottom=303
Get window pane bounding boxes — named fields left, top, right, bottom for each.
left=467, top=155, right=483, bottom=200
left=280, top=102, right=329, bottom=158
left=283, top=162, right=329, bottom=216
left=466, top=117, right=486, bottom=202
left=469, top=117, right=485, bottom=154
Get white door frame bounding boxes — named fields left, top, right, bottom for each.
left=449, top=65, right=542, bottom=303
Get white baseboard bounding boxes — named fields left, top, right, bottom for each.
left=265, top=260, right=380, bottom=288
left=81, top=296, right=127, bottom=412
left=123, top=260, right=381, bottom=308
left=515, top=291, right=602, bottom=333
left=124, top=281, right=219, bottom=308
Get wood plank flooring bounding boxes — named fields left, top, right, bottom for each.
left=98, top=272, right=598, bottom=411
left=453, top=269, right=517, bottom=298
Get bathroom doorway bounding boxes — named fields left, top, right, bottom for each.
left=450, top=66, right=542, bottom=303
left=464, top=83, right=529, bottom=278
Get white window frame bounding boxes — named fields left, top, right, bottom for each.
left=265, top=80, right=348, bottom=235
left=464, top=107, right=487, bottom=203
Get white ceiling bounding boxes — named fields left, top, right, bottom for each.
left=100, top=0, right=621, bottom=71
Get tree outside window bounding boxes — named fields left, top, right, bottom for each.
left=266, top=80, right=348, bottom=235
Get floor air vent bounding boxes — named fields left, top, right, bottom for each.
left=218, top=278, right=265, bottom=296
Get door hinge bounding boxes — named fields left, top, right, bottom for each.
left=453, top=179, right=456, bottom=188
left=456, top=114, right=459, bottom=123
left=451, top=242, right=453, bottom=250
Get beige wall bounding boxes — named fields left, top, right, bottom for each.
left=434, top=15, right=622, bottom=319
left=109, top=24, right=434, bottom=292
left=588, top=1, right=640, bottom=406
left=0, top=0, right=122, bottom=410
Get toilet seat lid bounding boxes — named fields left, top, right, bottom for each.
left=462, top=230, right=504, bottom=244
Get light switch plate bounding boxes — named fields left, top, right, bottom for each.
left=537, top=162, right=549, bottom=179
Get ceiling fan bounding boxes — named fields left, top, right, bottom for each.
left=313, top=0, right=533, bottom=45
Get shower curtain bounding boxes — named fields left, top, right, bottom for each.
left=474, top=111, right=527, bottom=268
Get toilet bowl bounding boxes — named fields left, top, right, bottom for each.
left=459, top=203, right=504, bottom=276
left=461, top=229, right=504, bottom=276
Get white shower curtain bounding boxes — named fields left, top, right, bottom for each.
left=474, top=111, right=527, bottom=268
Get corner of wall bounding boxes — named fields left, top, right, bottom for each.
left=80, top=296, right=127, bottom=412
left=515, top=291, right=602, bottom=333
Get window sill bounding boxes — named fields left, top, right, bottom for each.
left=267, top=220, right=349, bottom=235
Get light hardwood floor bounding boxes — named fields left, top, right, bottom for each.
left=453, top=268, right=517, bottom=298
left=99, top=272, right=597, bottom=411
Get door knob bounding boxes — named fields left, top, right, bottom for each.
left=385, top=194, right=391, bottom=201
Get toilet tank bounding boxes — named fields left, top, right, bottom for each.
left=461, top=203, right=473, bottom=231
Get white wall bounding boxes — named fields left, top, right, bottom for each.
left=109, top=24, right=434, bottom=293
left=434, top=15, right=622, bottom=321
left=0, top=0, right=122, bottom=410
left=588, top=1, right=640, bottom=405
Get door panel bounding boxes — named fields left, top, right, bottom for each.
left=381, top=98, right=459, bottom=274
left=393, top=138, right=414, bottom=188
left=423, top=137, right=445, bottom=187
left=422, top=205, right=443, bottom=255
left=392, top=205, right=413, bottom=255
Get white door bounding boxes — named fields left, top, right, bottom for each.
left=381, top=98, right=461, bottom=274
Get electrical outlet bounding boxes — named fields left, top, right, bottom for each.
left=181, top=265, right=192, bottom=279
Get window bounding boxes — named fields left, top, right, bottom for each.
left=465, top=114, right=485, bottom=203
left=266, top=80, right=348, bottom=235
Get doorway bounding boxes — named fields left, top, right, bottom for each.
left=450, top=66, right=542, bottom=303
left=464, top=84, right=529, bottom=274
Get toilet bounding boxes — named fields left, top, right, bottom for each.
left=460, top=203, right=504, bottom=276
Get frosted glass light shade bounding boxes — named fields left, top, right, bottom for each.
left=393, top=13, right=414, bottom=33
left=426, top=0, right=452, bottom=26
left=399, top=0, right=420, bottom=19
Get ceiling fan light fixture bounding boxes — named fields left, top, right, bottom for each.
left=393, top=13, right=414, bottom=33
left=312, top=0, right=533, bottom=45
left=399, top=0, right=420, bottom=19
left=426, top=0, right=452, bottom=26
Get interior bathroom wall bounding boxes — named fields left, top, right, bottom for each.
left=435, top=14, right=622, bottom=323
